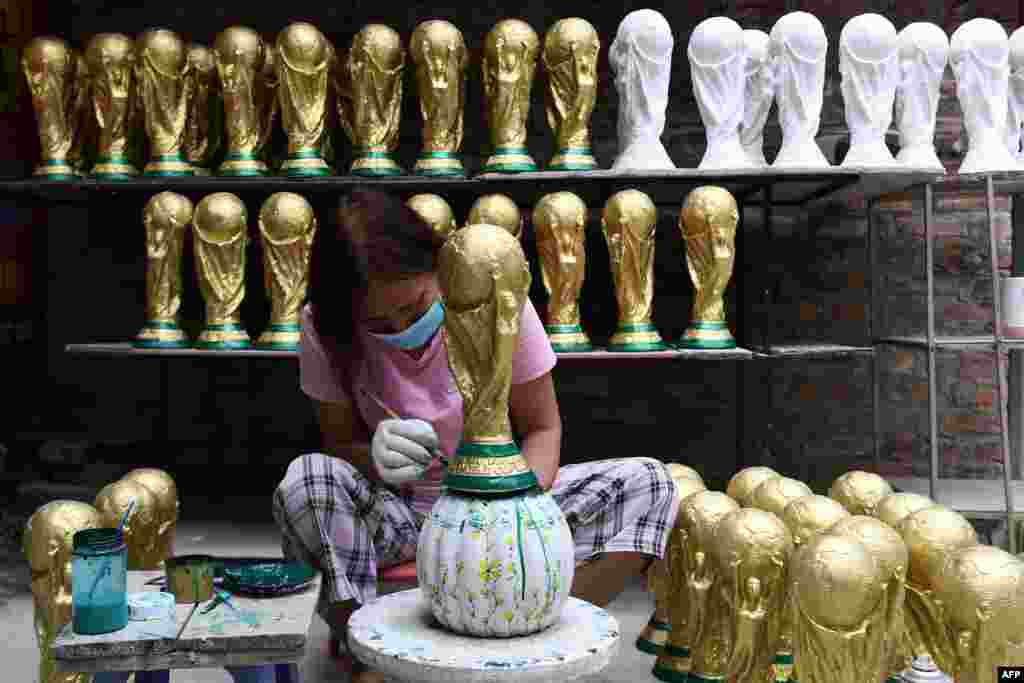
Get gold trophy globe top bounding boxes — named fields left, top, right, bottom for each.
left=934, top=545, right=1024, bottom=683
left=750, top=476, right=813, bottom=518
left=144, top=190, right=194, bottom=244
left=94, top=478, right=159, bottom=570
left=194, top=192, right=248, bottom=245
left=138, top=29, right=187, bottom=73
left=84, top=32, right=135, bottom=89
left=468, top=194, right=523, bottom=239
left=829, top=470, right=894, bottom=516
left=667, top=462, right=704, bottom=486
left=831, top=515, right=909, bottom=587
left=438, top=223, right=536, bottom=492
left=407, top=194, right=458, bottom=240
left=214, top=26, right=265, bottom=87
left=277, top=23, right=327, bottom=71
left=781, top=494, right=851, bottom=547
left=122, top=468, right=179, bottom=568
left=874, top=492, right=933, bottom=530
left=188, top=43, right=216, bottom=75
left=726, top=466, right=779, bottom=506
left=898, top=505, right=978, bottom=591
left=260, top=191, right=315, bottom=243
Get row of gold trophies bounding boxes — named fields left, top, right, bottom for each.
left=22, top=17, right=601, bottom=180
left=642, top=465, right=1022, bottom=683
left=139, top=186, right=739, bottom=351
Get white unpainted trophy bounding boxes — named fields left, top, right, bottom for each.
left=839, top=14, right=900, bottom=168
left=740, top=29, right=773, bottom=167
left=1007, top=27, right=1024, bottom=164
left=609, top=9, right=676, bottom=170
left=769, top=12, right=831, bottom=168
left=689, top=16, right=754, bottom=170
left=950, top=18, right=1018, bottom=174
left=894, top=23, right=949, bottom=172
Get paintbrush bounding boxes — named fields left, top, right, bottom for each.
left=359, top=386, right=448, bottom=467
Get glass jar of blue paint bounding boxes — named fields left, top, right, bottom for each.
left=71, top=528, right=129, bottom=634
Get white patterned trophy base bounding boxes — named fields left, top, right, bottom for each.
left=612, top=139, right=676, bottom=171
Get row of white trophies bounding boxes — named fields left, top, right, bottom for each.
left=634, top=10, right=1024, bottom=174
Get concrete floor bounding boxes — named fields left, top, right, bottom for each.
left=1, top=520, right=659, bottom=683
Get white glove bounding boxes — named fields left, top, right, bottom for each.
left=371, top=418, right=438, bottom=487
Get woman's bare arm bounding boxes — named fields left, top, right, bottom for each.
left=509, top=372, right=562, bottom=490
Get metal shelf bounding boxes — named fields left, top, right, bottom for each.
left=887, top=477, right=1024, bottom=519
left=753, top=344, right=874, bottom=359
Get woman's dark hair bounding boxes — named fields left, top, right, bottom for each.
left=307, top=188, right=445, bottom=385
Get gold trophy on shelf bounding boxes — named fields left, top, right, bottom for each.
left=22, top=36, right=78, bottom=179
left=135, top=191, right=194, bottom=348
left=24, top=501, right=102, bottom=683
left=541, top=18, right=600, bottom=170
left=122, top=468, right=179, bottom=568
left=726, top=466, right=780, bottom=507
left=468, top=194, right=523, bottom=239
left=257, top=192, right=317, bottom=349
left=258, top=45, right=280, bottom=170
left=276, top=22, right=331, bottom=176
left=67, top=50, right=95, bottom=177
left=137, top=28, right=193, bottom=176
left=337, top=24, right=405, bottom=176
left=85, top=33, right=138, bottom=179
left=193, top=192, right=251, bottom=349
left=407, top=194, right=458, bottom=241
left=410, top=20, right=467, bottom=176
left=213, top=26, right=271, bottom=176
left=94, top=478, right=159, bottom=570
left=184, top=43, right=221, bottom=176
left=602, top=189, right=667, bottom=351
left=679, top=186, right=738, bottom=349
left=533, top=191, right=591, bottom=351
left=481, top=19, right=540, bottom=173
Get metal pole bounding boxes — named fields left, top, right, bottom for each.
left=868, top=197, right=881, bottom=473
left=925, top=183, right=939, bottom=505
left=986, top=175, right=1016, bottom=554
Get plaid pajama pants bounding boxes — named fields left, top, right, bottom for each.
left=272, top=453, right=679, bottom=616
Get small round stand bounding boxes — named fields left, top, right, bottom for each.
left=348, top=588, right=620, bottom=683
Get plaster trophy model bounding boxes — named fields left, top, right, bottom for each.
left=950, top=18, right=1018, bottom=174
left=829, top=470, right=894, bottom=517
left=408, top=193, right=458, bottom=240
left=276, top=23, right=332, bottom=176
left=467, top=194, right=522, bottom=239
left=136, top=29, right=193, bottom=176
left=193, top=192, right=251, bottom=349
left=1008, top=27, right=1024, bottom=162
left=689, top=17, right=752, bottom=170
left=542, top=18, right=601, bottom=170
left=894, top=23, right=949, bottom=171
left=770, top=12, right=831, bottom=168
left=609, top=9, right=675, bottom=170
left=839, top=14, right=900, bottom=168
left=741, top=29, right=773, bottom=167
left=257, top=193, right=317, bottom=349
left=410, top=20, right=468, bottom=176
left=85, top=33, right=139, bottom=179
left=135, top=192, right=193, bottom=348
left=184, top=44, right=220, bottom=176
left=726, top=465, right=780, bottom=507
left=22, top=36, right=79, bottom=179
left=122, top=468, right=179, bottom=569
left=94, top=478, right=159, bottom=570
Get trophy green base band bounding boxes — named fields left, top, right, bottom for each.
left=190, top=165, right=212, bottom=176
left=256, top=323, right=301, bottom=350
left=92, top=156, right=139, bottom=179
left=609, top=322, right=668, bottom=352
left=635, top=618, right=671, bottom=654
left=482, top=147, right=538, bottom=174
left=351, top=149, right=402, bottom=176
left=196, top=322, right=251, bottom=350
left=547, top=146, right=598, bottom=171
left=443, top=440, right=539, bottom=494
left=414, top=151, right=465, bottom=177
left=134, top=321, right=189, bottom=348
left=34, top=158, right=76, bottom=180
left=772, top=652, right=794, bottom=683
left=678, top=321, right=736, bottom=349
left=281, top=149, right=331, bottom=177
left=546, top=323, right=592, bottom=352
left=144, top=153, right=194, bottom=177
left=651, top=645, right=692, bottom=683
left=218, top=152, right=269, bottom=176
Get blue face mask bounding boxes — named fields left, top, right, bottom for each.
left=369, top=299, right=445, bottom=350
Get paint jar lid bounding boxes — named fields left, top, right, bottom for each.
left=128, top=591, right=176, bottom=621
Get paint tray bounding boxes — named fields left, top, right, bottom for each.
left=221, top=560, right=316, bottom=596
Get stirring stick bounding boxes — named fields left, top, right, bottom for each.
left=118, top=499, right=135, bottom=534
left=359, top=386, right=448, bottom=466
left=88, top=499, right=135, bottom=600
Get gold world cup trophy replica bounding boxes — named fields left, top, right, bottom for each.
left=184, top=43, right=221, bottom=175
left=638, top=473, right=706, bottom=655
left=94, top=478, right=160, bottom=570
left=337, top=24, right=405, bottom=176
left=136, top=29, right=193, bottom=176
left=85, top=33, right=138, bottom=179
left=122, top=468, right=179, bottom=568
left=258, top=45, right=280, bottom=169
left=533, top=191, right=592, bottom=351
left=213, top=26, right=272, bottom=176
left=830, top=515, right=910, bottom=683
left=679, top=186, right=738, bottom=349
left=829, top=470, right=894, bottom=517
left=712, top=508, right=795, bottom=683
left=790, top=534, right=890, bottom=683
left=257, top=192, right=317, bottom=348
left=602, top=189, right=667, bottom=351
left=781, top=495, right=850, bottom=548
left=193, top=192, right=251, bottom=349
left=654, top=491, right=742, bottom=683
left=134, top=191, right=194, bottom=348
left=410, top=20, right=467, bottom=176
left=468, top=194, right=523, bottom=239
left=66, top=50, right=96, bottom=177
left=542, top=18, right=600, bottom=170
left=481, top=19, right=540, bottom=173
left=24, top=501, right=102, bottom=683
left=276, top=22, right=331, bottom=176
left=407, top=194, right=458, bottom=241
left=934, top=545, right=1024, bottom=683
left=22, top=36, right=79, bottom=179
left=726, top=466, right=780, bottom=507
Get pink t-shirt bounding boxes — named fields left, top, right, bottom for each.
left=298, top=298, right=557, bottom=515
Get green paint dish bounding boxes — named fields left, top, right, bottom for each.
left=222, top=560, right=316, bottom=596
